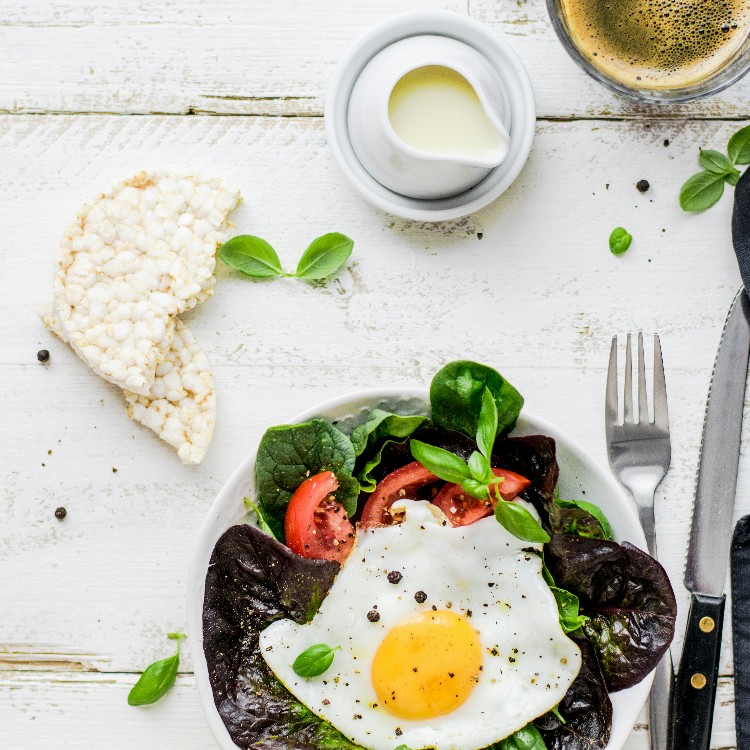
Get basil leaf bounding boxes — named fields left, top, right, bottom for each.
left=292, top=644, right=339, bottom=678
left=494, top=501, right=550, bottom=543
left=431, top=360, right=524, bottom=438
left=550, top=586, right=589, bottom=634
left=294, top=232, right=353, bottom=280
left=699, top=148, right=734, bottom=174
left=219, top=235, right=283, bottom=278
left=679, top=170, right=726, bottom=212
left=496, top=722, right=548, bottom=750
left=256, top=419, right=359, bottom=540
left=243, top=497, right=278, bottom=540
left=555, top=498, right=614, bottom=540
left=128, top=632, right=185, bottom=706
left=461, top=477, right=491, bottom=500
left=468, top=451, right=492, bottom=483
left=727, top=170, right=742, bottom=187
left=476, top=387, right=498, bottom=460
left=410, top=439, right=471, bottom=484
left=729, top=124, right=750, bottom=164
left=608, top=227, right=632, bottom=256
left=394, top=746, right=412, bottom=750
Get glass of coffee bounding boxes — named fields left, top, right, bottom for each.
left=547, top=0, right=750, bottom=101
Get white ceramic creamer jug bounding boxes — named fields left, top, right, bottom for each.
left=347, top=35, right=511, bottom=200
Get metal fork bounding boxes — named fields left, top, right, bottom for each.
left=605, top=332, right=672, bottom=750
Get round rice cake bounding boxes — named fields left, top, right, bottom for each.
left=124, top=319, right=216, bottom=465
left=53, top=172, right=240, bottom=396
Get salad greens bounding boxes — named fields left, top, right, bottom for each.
left=430, top=360, right=523, bottom=438
left=679, top=124, right=750, bottom=212
left=256, top=419, right=359, bottom=540
left=208, top=359, right=676, bottom=750
left=292, top=644, right=340, bottom=678
left=219, top=232, right=353, bottom=280
left=128, top=632, right=185, bottom=707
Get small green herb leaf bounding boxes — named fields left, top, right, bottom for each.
left=679, top=170, right=726, bottom=212
left=476, top=387, right=499, bottom=460
left=294, top=232, right=354, bottom=280
left=243, top=497, right=278, bottom=540
left=727, top=169, right=742, bottom=187
left=497, top=723, right=548, bottom=750
left=699, top=149, right=735, bottom=174
left=468, top=451, right=492, bottom=483
left=550, top=586, right=589, bottom=634
left=608, top=227, right=632, bottom=256
left=494, top=501, right=550, bottom=544
left=292, top=644, right=340, bottom=678
left=728, top=124, right=750, bottom=164
left=219, top=235, right=283, bottom=278
left=394, top=745, right=413, bottom=750
left=550, top=704, right=567, bottom=724
left=460, top=477, right=490, bottom=500
left=410, top=440, right=471, bottom=484
left=128, top=632, right=186, bottom=706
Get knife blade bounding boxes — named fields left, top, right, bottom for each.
left=671, top=288, right=750, bottom=750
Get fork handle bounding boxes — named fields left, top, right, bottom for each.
left=670, top=593, right=725, bottom=750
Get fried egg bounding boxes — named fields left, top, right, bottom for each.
left=260, top=500, right=581, bottom=750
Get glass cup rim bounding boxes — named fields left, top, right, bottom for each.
left=545, top=0, right=750, bottom=103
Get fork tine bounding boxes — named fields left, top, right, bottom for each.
left=637, top=332, right=649, bottom=423
left=605, top=337, right=619, bottom=439
left=653, top=333, right=669, bottom=430
left=624, top=333, right=634, bottom=423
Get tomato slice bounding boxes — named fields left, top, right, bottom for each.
left=359, top=462, right=440, bottom=529
left=432, top=468, right=532, bottom=527
left=284, top=471, right=355, bottom=564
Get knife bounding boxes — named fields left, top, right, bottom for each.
left=732, top=516, right=750, bottom=750
left=670, top=289, right=750, bottom=750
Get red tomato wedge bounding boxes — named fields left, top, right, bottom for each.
left=284, top=471, right=355, bottom=564
left=432, top=468, right=532, bottom=527
left=359, top=462, right=439, bottom=529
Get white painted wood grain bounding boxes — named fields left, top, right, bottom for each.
left=0, top=113, right=746, bottom=746
left=4, top=0, right=750, bottom=117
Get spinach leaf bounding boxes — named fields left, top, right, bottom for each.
left=534, top=633, right=612, bottom=750
left=203, top=523, right=358, bottom=750
left=430, top=360, right=524, bottom=438
left=219, top=235, right=284, bottom=278
left=294, top=232, right=353, bottom=280
left=243, top=497, right=278, bottom=540
left=256, top=419, right=359, bottom=541
left=551, top=499, right=613, bottom=540
left=128, top=632, right=185, bottom=706
left=729, top=124, right=750, bottom=165
left=545, top=534, right=677, bottom=692
left=292, top=644, right=339, bottom=678
left=351, top=410, right=426, bottom=491
left=494, top=723, right=548, bottom=749
left=549, top=587, right=588, bottom=634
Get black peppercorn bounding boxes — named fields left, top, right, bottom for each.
left=414, top=591, right=427, bottom=603
left=367, top=610, right=380, bottom=622
left=636, top=179, right=650, bottom=193
left=387, top=570, right=402, bottom=584
left=37, top=349, right=50, bottom=363
left=54, top=506, right=67, bottom=520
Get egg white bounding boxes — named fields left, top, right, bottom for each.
left=260, top=500, right=581, bottom=750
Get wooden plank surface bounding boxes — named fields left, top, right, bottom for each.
left=2, top=0, right=750, bottom=118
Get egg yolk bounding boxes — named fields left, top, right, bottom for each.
left=371, top=609, right=482, bottom=720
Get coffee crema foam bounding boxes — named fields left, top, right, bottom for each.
left=560, top=0, right=750, bottom=89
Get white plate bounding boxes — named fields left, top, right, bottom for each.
left=324, top=11, right=536, bottom=222
left=188, top=388, right=651, bottom=750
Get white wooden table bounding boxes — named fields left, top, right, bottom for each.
left=1, top=1, right=747, bottom=747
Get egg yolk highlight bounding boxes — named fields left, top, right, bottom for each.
left=371, top=609, right=482, bottom=720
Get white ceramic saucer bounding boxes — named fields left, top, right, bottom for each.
left=325, top=10, right=536, bottom=222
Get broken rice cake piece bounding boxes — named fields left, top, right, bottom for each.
left=53, top=171, right=240, bottom=396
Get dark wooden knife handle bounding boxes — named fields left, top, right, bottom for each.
left=671, top=593, right=725, bottom=750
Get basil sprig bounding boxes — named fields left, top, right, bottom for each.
left=411, top=389, right=549, bottom=544
left=292, top=643, right=340, bottom=678
left=128, top=632, right=186, bottom=706
left=219, top=232, right=353, bottom=280
left=608, top=227, right=632, bottom=256
left=680, top=124, right=750, bottom=212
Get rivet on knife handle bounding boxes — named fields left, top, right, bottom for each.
left=670, top=593, right=725, bottom=750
